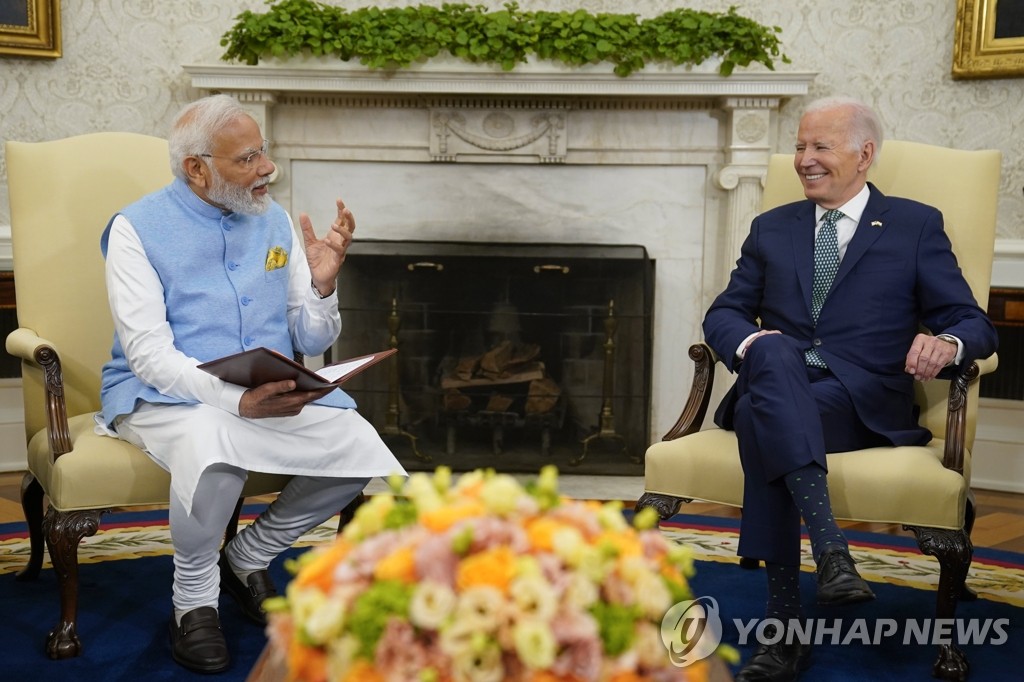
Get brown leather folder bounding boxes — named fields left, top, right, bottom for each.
left=198, top=347, right=396, bottom=391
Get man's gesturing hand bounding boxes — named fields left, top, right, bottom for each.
left=904, top=333, right=957, bottom=382
left=238, top=380, right=334, bottom=418
left=299, top=198, right=355, bottom=298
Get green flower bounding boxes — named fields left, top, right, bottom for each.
left=344, top=579, right=414, bottom=658
left=590, top=602, right=639, bottom=656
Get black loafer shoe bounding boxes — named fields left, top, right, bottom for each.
left=736, top=625, right=811, bottom=682
left=816, top=549, right=875, bottom=606
left=219, top=548, right=277, bottom=625
left=169, top=606, right=229, bottom=674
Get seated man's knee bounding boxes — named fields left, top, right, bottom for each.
left=744, top=332, right=802, bottom=366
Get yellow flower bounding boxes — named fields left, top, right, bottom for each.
left=513, top=618, right=558, bottom=670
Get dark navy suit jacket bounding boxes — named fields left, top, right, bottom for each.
left=703, top=183, right=999, bottom=447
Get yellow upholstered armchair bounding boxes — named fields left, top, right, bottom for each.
left=4, top=133, right=309, bottom=659
left=638, top=141, right=1000, bottom=681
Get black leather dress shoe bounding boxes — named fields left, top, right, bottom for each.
left=816, top=549, right=875, bottom=606
left=736, top=625, right=811, bottom=682
left=219, top=549, right=277, bottom=625
left=169, top=606, right=229, bottom=673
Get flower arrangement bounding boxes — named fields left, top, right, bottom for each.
left=264, top=466, right=723, bottom=682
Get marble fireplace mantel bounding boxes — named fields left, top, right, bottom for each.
left=184, top=60, right=816, bottom=439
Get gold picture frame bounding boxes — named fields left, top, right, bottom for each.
left=954, top=0, right=1024, bottom=78
left=0, top=0, right=61, bottom=58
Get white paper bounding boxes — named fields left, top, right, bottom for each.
left=316, top=356, right=376, bottom=383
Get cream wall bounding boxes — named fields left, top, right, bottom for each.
left=1, top=0, right=1022, bottom=244
left=0, top=0, right=1021, bottom=485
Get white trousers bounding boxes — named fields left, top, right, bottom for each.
left=115, top=403, right=402, bottom=612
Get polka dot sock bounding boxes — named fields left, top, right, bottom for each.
left=765, top=561, right=803, bottom=623
left=783, top=462, right=848, bottom=564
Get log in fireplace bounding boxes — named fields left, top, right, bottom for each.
left=333, top=240, right=652, bottom=475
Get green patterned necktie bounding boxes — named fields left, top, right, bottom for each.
left=805, top=209, right=843, bottom=368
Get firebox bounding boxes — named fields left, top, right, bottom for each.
left=332, top=240, right=653, bottom=475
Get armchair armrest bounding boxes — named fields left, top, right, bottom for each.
left=661, top=342, right=722, bottom=441
left=5, top=327, right=73, bottom=456
left=941, top=353, right=995, bottom=475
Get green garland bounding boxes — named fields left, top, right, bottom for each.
left=220, top=1, right=789, bottom=77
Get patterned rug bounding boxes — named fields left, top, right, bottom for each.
left=4, top=508, right=1018, bottom=606
left=1, top=507, right=1021, bottom=681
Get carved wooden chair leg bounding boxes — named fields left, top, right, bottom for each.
left=43, top=507, right=104, bottom=659
left=635, top=492, right=685, bottom=520
left=337, top=492, right=366, bottom=535
left=17, top=472, right=45, bottom=582
left=906, top=525, right=972, bottom=682
left=959, top=498, right=978, bottom=602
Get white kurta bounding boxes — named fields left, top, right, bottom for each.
left=95, top=213, right=406, bottom=513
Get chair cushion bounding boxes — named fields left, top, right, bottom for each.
left=28, top=413, right=293, bottom=512
left=644, top=428, right=969, bottom=530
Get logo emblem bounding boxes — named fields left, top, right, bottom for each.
left=660, top=596, right=723, bottom=667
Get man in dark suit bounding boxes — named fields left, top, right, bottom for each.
left=702, top=97, right=998, bottom=682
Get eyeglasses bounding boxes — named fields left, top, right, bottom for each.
left=198, top=139, right=269, bottom=169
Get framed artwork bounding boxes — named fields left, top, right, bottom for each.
left=954, top=0, right=1024, bottom=78
left=0, top=0, right=61, bottom=58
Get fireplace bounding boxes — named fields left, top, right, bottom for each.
left=334, top=241, right=652, bottom=475
left=185, top=59, right=814, bottom=468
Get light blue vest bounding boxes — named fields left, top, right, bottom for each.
left=98, top=178, right=355, bottom=426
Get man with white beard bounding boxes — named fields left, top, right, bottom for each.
left=95, top=94, right=405, bottom=673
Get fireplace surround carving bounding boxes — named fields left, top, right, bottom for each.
left=185, top=59, right=816, bottom=449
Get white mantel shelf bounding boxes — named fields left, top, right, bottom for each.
left=184, top=60, right=815, bottom=99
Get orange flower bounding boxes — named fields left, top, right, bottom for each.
left=525, top=516, right=566, bottom=552
left=287, top=639, right=328, bottom=682
left=341, top=660, right=386, bottom=682
left=294, top=539, right=352, bottom=591
left=530, top=672, right=582, bottom=682
left=374, top=545, right=417, bottom=583
left=420, top=500, right=486, bottom=532
left=455, top=545, right=517, bottom=592
left=606, top=673, right=646, bottom=682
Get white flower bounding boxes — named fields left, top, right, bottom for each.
left=563, top=571, right=599, bottom=610
left=634, top=570, right=672, bottom=620
left=480, top=474, right=524, bottom=516
left=513, top=618, right=558, bottom=670
left=410, top=581, right=457, bottom=630
left=451, top=640, right=504, bottom=682
left=301, top=593, right=348, bottom=644
left=509, top=574, right=558, bottom=621
left=454, top=585, right=505, bottom=632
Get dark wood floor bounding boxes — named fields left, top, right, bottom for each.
left=1, top=471, right=1022, bottom=553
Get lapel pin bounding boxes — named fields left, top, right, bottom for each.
left=871, top=220, right=883, bottom=227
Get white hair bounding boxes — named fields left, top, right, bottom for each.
left=803, top=96, right=884, bottom=164
left=167, top=94, right=254, bottom=180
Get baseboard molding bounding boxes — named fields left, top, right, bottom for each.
left=972, top=397, right=1024, bottom=493
left=0, top=379, right=26, bottom=472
